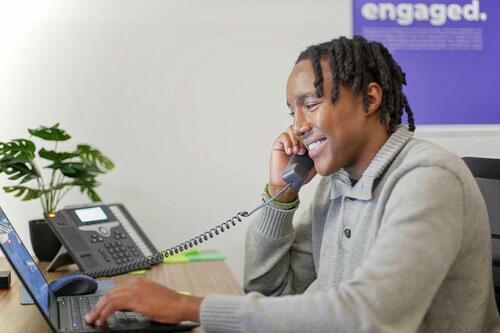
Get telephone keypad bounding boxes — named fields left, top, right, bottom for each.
left=102, top=240, right=140, bottom=265
left=127, top=244, right=139, bottom=257
left=98, top=248, right=111, bottom=262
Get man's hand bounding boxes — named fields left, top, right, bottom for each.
left=269, top=125, right=317, bottom=202
left=85, top=277, right=203, bottom=327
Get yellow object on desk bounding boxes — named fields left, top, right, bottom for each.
left=162, top=248, right=225, bottom=264
left=187, top=251, right=225, bottom=262
left=162, top=248, right=199, bottom=264
left=127, top=269, right=148, bottom=275
left=163, top=255, right=190, bottom=264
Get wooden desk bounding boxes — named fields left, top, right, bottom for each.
left=0, top=257, right=243, bottom=332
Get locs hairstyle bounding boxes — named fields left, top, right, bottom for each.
left=296, top=35, right=415, bottom=133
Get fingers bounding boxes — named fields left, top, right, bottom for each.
left=273, top=126, right=307, bottom=156
left=287, top=126, right=307, bottom=155
left=85, top=287, right=130, bottom=326
left=271, top=133, right=292, bottom=155
left=94, top=300, right=127, bottom=327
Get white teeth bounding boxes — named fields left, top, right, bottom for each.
left=307, top=139, right=326, bottom=151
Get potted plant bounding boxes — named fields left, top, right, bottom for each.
left=0, top=123, right=114, bottom=261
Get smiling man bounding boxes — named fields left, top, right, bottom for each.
left=86, top=36, right=499, bottom=332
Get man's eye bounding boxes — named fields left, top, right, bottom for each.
left=305, top=103, right=318, bottom=110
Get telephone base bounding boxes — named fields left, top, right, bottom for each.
left=46, top=246, right=75, bottom=272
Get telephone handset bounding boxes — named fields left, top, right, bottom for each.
left=282, top=153, right=315, bottom=192
left=46, top=153, right=314, bottom=278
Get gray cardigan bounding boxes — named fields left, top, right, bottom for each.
left=200, top=126, right=500, bottom=332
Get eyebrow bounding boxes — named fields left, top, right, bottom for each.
left=286, top=93, right=319, bottom=108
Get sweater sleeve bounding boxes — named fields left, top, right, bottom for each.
left=200, top=166, right=466, bottom=333
left=242, top=191, right=317, bottom=296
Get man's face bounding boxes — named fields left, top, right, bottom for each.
left=286, top=59, right=371, bottom=177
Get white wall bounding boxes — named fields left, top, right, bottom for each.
left=0, top=0, right=499, bottom=285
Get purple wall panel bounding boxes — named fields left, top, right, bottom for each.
left=353, top=0, right=500, bottom=124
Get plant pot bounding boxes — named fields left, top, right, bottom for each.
left=29, top=219, right=61, bottom=262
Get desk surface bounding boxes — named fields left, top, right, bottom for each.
left=0, top=257, right=243, bottom=332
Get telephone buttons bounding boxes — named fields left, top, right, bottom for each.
left=127, top=244, right=139, bottom=257
left=90, top=233, right=104, bottom=243
left=98, top=248, right=111, bottom=262
left=99, top=226, right=110, bottom=236
left=79, top=221, right=120, bottom=237
left=113, top=230, right=127, bottom=240
left=104, top=240, right=137, bottom=265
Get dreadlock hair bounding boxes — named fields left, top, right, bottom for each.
left=296, top=35, right=415, bottom=133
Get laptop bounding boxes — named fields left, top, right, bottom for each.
left=0, top=207, right=198, bottom=332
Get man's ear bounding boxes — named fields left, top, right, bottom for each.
left=365, top=82, right=383, bottom=116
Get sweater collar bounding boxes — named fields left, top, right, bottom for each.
left=330, top=125, right=413, bottom=201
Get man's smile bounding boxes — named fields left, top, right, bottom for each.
left=304, top=137, right=327, bottom=158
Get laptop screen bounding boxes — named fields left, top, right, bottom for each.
left=0, top=207, right=50, bottom=315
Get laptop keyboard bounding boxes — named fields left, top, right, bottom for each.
left=61, top=294, right=145, bottom=330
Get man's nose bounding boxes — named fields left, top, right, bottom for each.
left=292, top=111, right=311, bottom=137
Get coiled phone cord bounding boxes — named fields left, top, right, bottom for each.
left=81, top=184, right=293, bottom=278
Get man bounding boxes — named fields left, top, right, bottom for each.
left=86, top=36, right=499, bottom=332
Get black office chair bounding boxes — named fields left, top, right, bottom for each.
left=463, top=157, right=500, bottom=311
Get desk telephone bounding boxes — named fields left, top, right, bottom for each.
left=44, top=154, right=314, bottom=278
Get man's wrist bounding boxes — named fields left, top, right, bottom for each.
left=180, top=296, right=203, bottom=322
left=264, top=184, right=299, bottom=208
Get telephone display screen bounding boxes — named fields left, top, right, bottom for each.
left=75, top=207, right=107, bottom=223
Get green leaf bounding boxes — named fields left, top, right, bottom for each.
left=72, top=178, right=102, bottom=202
left=28, top=123, right=71, bottom=141
left=84, top=187, right=101, bottom=202
left=39, top=148, right=77, bottom=162
left=19, top=173, right=38, bottom=184
left=5, top=164, right=32, bottom=180
left=0, top=140, right=39, bottom=181
left=56, top=181, right=72, bottom=189
left=0, top=139, right=36, bottom=161
left=76, top=144, right=114, bottom=171
left=52, top=181, right=74, bottom=191
left=53, top=162, right=102, bottom=178
left=60, top=163, right=76, bottom=174
left=3, top=185, right=45, bottom=201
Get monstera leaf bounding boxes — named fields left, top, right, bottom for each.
left=0, top=139, right=39, bottom=183
left=0, top=139, right=36, bottom=161
left=28, top=123, right=71, bottom=141
left=72, top=178, right=102, bottom=202
left=3, top=185, right=46, bottom=201
left=38, top=148, right=78, bottom=162
left=76, top=144, right=114, bottom=171
left=49, top=162, right=102, bottom=178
